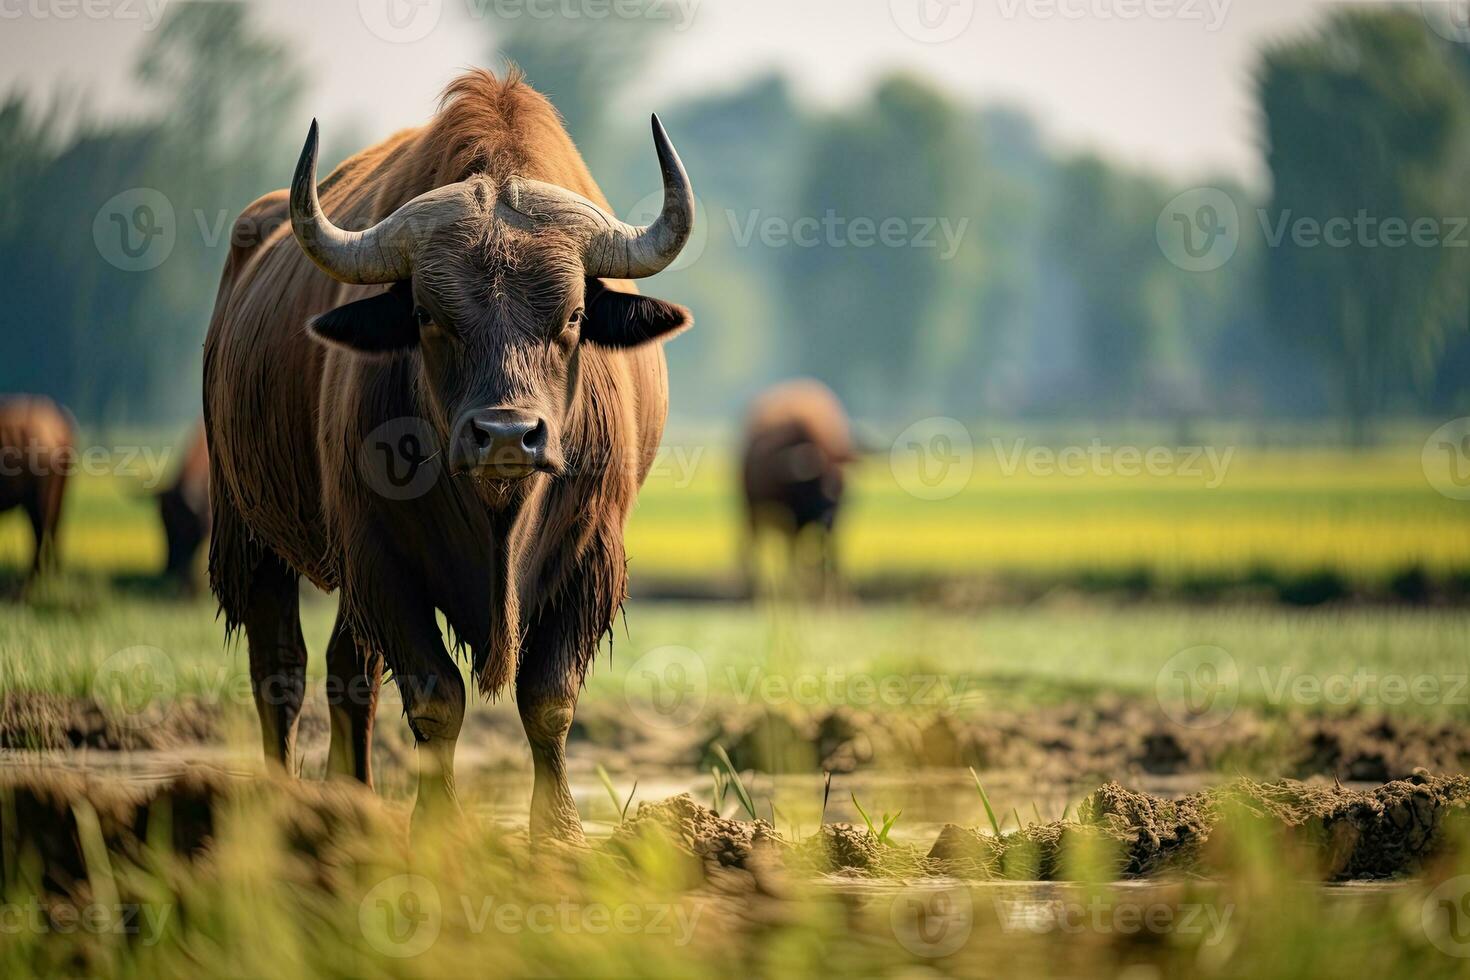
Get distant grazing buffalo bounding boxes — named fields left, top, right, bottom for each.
left=741, top=379, right=855, bottom=595
left=204, top=69, right=694, bottom=839
left=156, top=422, right=209, bottom=588
left=0, top=395, right=73, bottom=583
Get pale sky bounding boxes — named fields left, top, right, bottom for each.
left=0, top=0, right=1433, bottom=185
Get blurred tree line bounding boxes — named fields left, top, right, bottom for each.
left=630, top=5, right=1470, bottom=438
left=2, top=3, right=1467, bottom=441
left=0, top=3, right=309, bottom=423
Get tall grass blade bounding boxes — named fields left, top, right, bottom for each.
left=712, top=744, right=758, bottom=820
left=970, top=767, right=1002, bottom=836
left=851, top=792, right=877, bottom=836
left=878, top=810, right=902, bottom=844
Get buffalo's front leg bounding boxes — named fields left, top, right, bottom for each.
left=517, top=679, right=585, bottom=844
left=399, top=637, right=466, bottom=825
left=358, top=577, right=466, bottom=825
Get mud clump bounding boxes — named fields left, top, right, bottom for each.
left=0, top=766, right=399, bottom=899
left=1, top=691, right=222, bottom=751
left=927, top=824, right=998, bottom=878
left=927, top=773, right=1470, bottom=881
left=795, top=824, right=883, bottom=872
left=927, top=820, right=1133, bottom=880
left=1206, top=770, right=1470, bottom=879
left=608, top=793, right=782, bottom=875
left=1077, top=782, right=1212, bottom=876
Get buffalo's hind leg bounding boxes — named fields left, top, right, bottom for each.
left=325, top=611, right=382, bottom=786
left=242, top=552, right=309, bottom=775
left=23, top=492, right=46, bottom=583
left=23, top=471, right=63, bottom=582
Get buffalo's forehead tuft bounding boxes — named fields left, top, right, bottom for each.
left=417, top=216, right=584, bottom=339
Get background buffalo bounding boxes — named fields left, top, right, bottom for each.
left=0, top=395, right=73, bottom=585
left=155, top=422, right=209, bottom=590
left=741, top=379, right=856, bottom=597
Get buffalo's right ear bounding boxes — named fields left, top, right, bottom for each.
left=308, top=281, right=416, bottom=355
left=582, top=280, right=693, bottom=349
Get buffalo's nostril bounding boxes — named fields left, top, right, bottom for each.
left=521, top=420, right=548, bottom=454
left=456, top=410, right=550, bottom=476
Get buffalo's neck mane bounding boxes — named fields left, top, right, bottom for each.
left=346, top=67, right=608, bottom=223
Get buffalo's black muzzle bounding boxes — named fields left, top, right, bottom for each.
left=451, top=408, right=551, bottom=478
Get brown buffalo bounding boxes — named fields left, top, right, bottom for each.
left=156, top=422, right=209, bottom=588
left=203, top=69, right=693, bottom=839
left=741, top=379, right=855, bottom=595
left=0, top=395, right=73, bottom=583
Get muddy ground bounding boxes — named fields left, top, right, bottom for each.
left=6, top=685, right=1469, bottom=895
left=3, top=766, right=1467, bottom=898
left=5, top=687, right=1466, bottom=786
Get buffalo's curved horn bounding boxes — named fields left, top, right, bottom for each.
left=499, top=114, right=694, bottom=279
left=289, top=120, right=475, bottom=285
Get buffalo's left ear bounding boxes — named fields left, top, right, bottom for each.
left=581, top=280, right=692, bottom=349
left=308, top=281, right=417, bottom=355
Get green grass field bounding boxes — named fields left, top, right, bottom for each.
left=3, top=443, right=1466, bottom=585
left=2, top=442, right=1467, bottom=724
left=4, top=593, right=1469, bottom=722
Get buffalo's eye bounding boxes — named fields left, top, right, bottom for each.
left=413, top=306, right=432, bottom=329
left=557, top=308, right=584, bottom=347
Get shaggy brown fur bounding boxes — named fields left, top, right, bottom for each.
left=741, top=380, right=855, bottom=590
left=0, top=395, right=73, bottom=581
left=203, top=69, right=686, bottom=833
